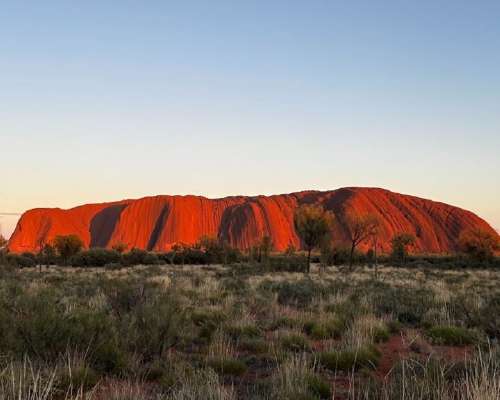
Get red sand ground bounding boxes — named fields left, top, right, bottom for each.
left=8, top=187, right=498, bottom=253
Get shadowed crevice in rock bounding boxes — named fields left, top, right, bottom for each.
left=90, top=204, right=127, bottom=248
left=147, top=205, right=170, bottom=251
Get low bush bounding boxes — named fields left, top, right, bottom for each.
left=276, top=279, right=328, bottom=308
left=57, top=365, right=99, bottom=393
left=426, top=326, right=477, bottom=346
left=69, top=248, right=121, bottom=267
left=305, top=373, right=332, bottom=399
left=373, top=326, right=391, bottom=343
left=121, top=249, right=159, bottom=266
left=5, top=254, right=36, bottom=268
left=319, top=345, right=380, bottom=371
left=303, top=319, right=342, bottom=340
left=225, top=324, right=261, bottom=340
left=207, top=358, right=247, bottom=376
left=280, top=333, right=311, bottom=352
left=238, top=338, right=268, bottom=354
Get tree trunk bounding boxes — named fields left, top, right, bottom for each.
left=307, top=248, right=311, bottom=273
left=349, top=242, right=355, bottom=272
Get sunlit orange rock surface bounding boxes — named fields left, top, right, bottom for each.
left=8, top=188, right=498, bottom=254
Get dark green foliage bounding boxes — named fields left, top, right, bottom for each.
left=391, top=233, right=415, bottom=263
left=0, top=288, right=123, bottom=372
left=5, top=253, right=36, bottom=268
left=305, top=373, right=332, bottom=399
left=426, top=326, right=477, bottom=346
left=319, top=346, right=381, bottom=371
left=207, top=358, right=247, bottom=376
left=158, top=239, right=243, bottom=265
left=126, top=292, right=189, bottom=360
left=480, top=294, right=500, bottom=338
left=303, top=319, right=342, bottom=340
left=266, top=255, right=308, bottom=272
left=280, top=333, right=310, bottom=352
left=39, top=244, right=57, bottom=266
left=57, top=365, right=99, bottom=392
left=238, top=338, right=268, bottom=354
left=330, top=246, right=352, bottom=265
left=372, top=285, right=437, bottom=327
left=53, top=235, right=84, bottom=264
left=276, top=279, right=328, bottom=308
left=225, top=324, right=262, bottom=340
left=373, top=326, right=390, bottom=343
left=269, top=316, right=300, bottom=331
left=69, top=248, right=121, bottom=267
left=121, top=248, right=159, bottom=266
left=294, top=204, right=335, bottom=272
left=191, top=310, right=226, bottom=327
left=192, top=310, right=226, bottom=341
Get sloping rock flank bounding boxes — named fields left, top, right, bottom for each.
left=8, top=188, right=498, bottom=254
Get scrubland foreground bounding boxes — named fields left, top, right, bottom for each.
left=0, top=264, right=499, bottom=399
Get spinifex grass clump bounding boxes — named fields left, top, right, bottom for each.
left=272, top=354, right=331, bottom=400
left=302, top=318, right=343, bottom=340
left=279, top=332, right=311, bottom=353
left=319, top=345, right=381, bottom=372
left=426, top=326, right=478, bottom=346
left=205, top=332, right=247, bottom=377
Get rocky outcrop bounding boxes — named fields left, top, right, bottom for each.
left=8, top=188, right=498, bottom=254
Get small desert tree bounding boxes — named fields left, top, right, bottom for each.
left=459, top=227, right=499, bottom=261
left=53, top=234, right=84, bottom=264
left=391, top=233, right=415, bottom=263
left=37, top=243, right=56, bottom=272
left=344, top=212, right=380, bottom=271
left=294, top=204, right=334, bottom=273
left=198, top=235, right=225, bottom=264
left=0, top=234, right=7, bottom=248
left=259, top=235, right=273, bottom=263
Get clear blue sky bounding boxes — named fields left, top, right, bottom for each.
left=1, top=1, right=499, bottom=238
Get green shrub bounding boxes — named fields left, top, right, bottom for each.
left=303, top=319, right=342, bottom=340
left=269, top=316, right=299, bottom=330
left=238, top=338, right=268, bottom=354
left=305, top=373, right=332, bottom=399
left=373, top=326, right=391, bottom=343
left=276, top=279, right=328, bottom=308
left=69, top=248, right=121, bottom=267
left=426, top=326, right=477, bottom=346
left=280, top=333, right=311, bottom=352
left=387, top=320, right=403, bottom=334
left=207, top=358, right=247, bottom=376
left=126, top=292, right=189, bottom=360
left=319, top=346, right=380, bottom=371
left=225, top=324, right=261, bottom=340
left=5, top=254, right=36, bottom=268
left=191, top=310, right=226, bottom=327
left=192, top=310, right=226, bottom=341
left=121, top=249, right=159, bottom=266
left=57, top=365, right=99, bottom=393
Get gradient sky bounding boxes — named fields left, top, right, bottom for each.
left=1, top=1, right=499, bottom=238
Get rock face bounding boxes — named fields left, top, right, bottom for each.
left=8, top=188, right=498, bottom=254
